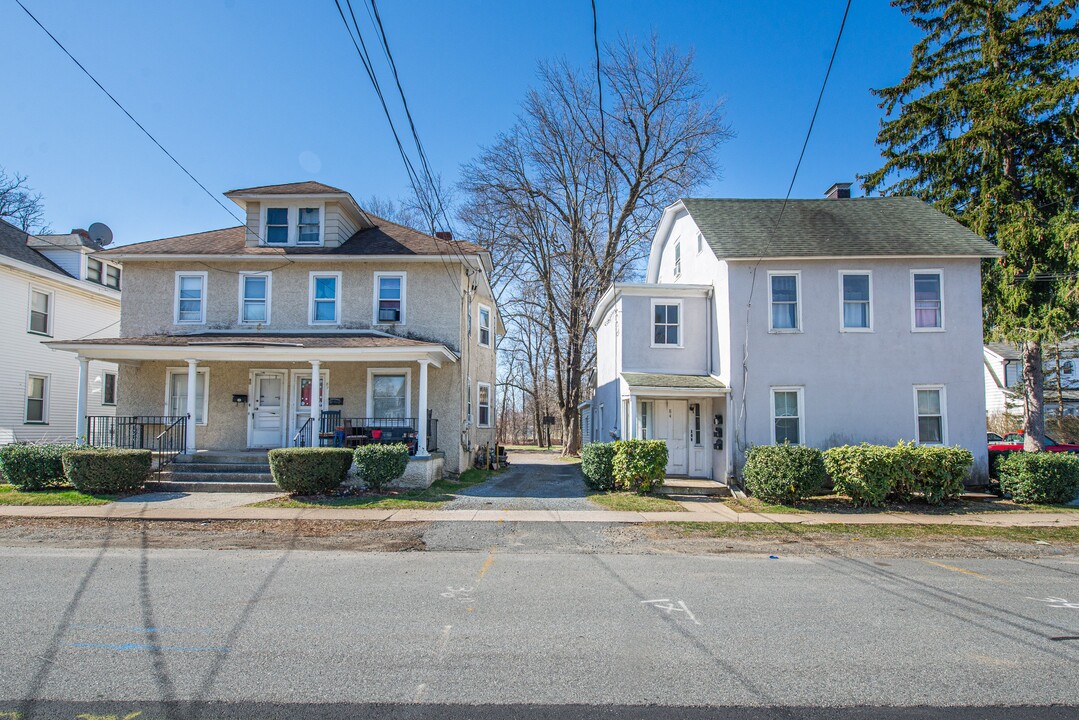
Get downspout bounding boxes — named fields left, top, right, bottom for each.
left=706, top=286, right=714, bottom=375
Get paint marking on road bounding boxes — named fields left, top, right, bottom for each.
left=476, top=546, right=497, bottom=582
left=67, top=642, right=228, bottom=653
left=76, top=712, right=142, bottom=720
left=413, top=683, right=427, bottom=703
left=1027, top=596, right=1079, bottom=609
left=67, top=623, right=215, bottom=635
left=640, top=599, right=702, bottom=626
left=923, top=560, right=988, bottom=580
left=434, top=625, right=452, bottom=659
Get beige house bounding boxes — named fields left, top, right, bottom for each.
left=48, top=181, right=500, bottom=482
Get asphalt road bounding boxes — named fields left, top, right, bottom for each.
left=1, top=540, right=1077, bottom=719
left=441, top=452, right=596, bottom=511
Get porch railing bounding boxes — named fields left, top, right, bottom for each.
left=338, top=416, right=438, bottom=454
left=85, top=415, right=187, bottom=477
left=293, top=417, right=314, bottom=448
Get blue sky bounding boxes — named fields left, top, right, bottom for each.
left=1, top=0, right=920, bottom=246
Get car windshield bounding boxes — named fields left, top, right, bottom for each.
left=1002, top=433, right=1060, bottom=445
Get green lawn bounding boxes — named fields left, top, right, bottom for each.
left=723, top=493, right=1079, bottom=515
left=252, top=468, right=497, bottom=510
left=0, top=484, right=115, bottom=506
left=588, top=492, right=686, bottom=512
left=664, top=521, right=1079, bottom=543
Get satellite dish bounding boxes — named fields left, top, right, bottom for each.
left=88, top=222, right=113, bottom=246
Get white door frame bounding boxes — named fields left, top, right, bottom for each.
left=247, top=369, right=288, bottom=448
left=288, top=368, right=330, bottom=445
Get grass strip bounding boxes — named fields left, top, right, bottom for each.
left=663, top=521, right=1079, bottom=543
left=252, top=467, right=497, bottom=510
left=589, top=492, right=686, bottom=512
left=0, top=484, right=115, bottom=506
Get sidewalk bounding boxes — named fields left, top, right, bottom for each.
left=0, top=501, right=1076, bottom=527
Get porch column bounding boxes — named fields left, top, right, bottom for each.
left=75, top=356, right=89, bottom=444
left=416, top=359, right=430, bottom=457
left=309, top=360, right=321, bottom=426
left=185, top=358, right=198, bottom=453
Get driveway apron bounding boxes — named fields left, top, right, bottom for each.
left=441, top=452, right=594, bottom=511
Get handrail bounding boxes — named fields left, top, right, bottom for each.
left=153, top=415, right=187, bottom=477
left=293, top=417, right=314, bottom=447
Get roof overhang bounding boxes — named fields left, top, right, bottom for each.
left=625, top=386, right=727, bottom=398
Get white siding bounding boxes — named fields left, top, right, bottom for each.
left=37, top=249, right=82, bottom=280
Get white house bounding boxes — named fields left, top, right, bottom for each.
left=984, top=341, right=1079, bottom=417
left=0, top=219, right=120, bottom=443
left=583, top=184, right=1002, bottom=484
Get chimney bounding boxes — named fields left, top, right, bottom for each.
left=434, top=231, right=453, bottom=241
left=825, top=182, right=852, bottom=199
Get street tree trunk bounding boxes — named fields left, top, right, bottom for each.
left=1022, top=340, right=1046, bottom=451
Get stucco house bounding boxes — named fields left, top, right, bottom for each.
left=582, top=183, right=1002, bottom=484
left=984, top=341, right=1079, bottom=418
left=0, top=219, right=120, bottom=443
left=47, top=181, right=500, bottom=485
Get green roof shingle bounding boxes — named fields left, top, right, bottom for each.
left=621, top=373, right=726, bottom=389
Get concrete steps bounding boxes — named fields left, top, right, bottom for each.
left=655, top=478, right=731, bottom=497
left=147, top=451, right=280, bottom=494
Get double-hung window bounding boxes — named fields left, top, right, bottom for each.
left=86, top=258, right=103, bottom=283
left=652, top=299, right=681, bottom=347
left=374, top=272, right=405, bottom=324
left=840, top=271, right=872, bottom=331
left=175, top=272, right=207, bottom=324
left=28, top=288, right=51, bottom=335
left=25, top=374, right=48, bottom=424
left=309, top=272, right=340, bottom=325
left=103, top=371, right=117, bottom=406
left=105, top=264, right=121, bottom=290
left=166, top=368, right=208, bottom=424
left=478, top=304, right=492, bottom=347
left=673, top=240, right=682, bottom=277
left=912, top=270, right=944, bottom=330
left=297, top=208, right=320, bottom=244
left=771, top=387, right=803, bottom=445
left=266, top=208, right=289, bottom=244
left=240, top=273, right=271, bottom=324
left=915, top=386, right=946, bottom=444
left=477, top=382, right=491, bottom=427
left=769, top=272, right=800, bottom=331
left=370, top=371, right=409, bottom=419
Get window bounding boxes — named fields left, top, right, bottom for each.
left=673, top=240, right=682, bottom=277
left=105, top=264, right=121, bottom=290
left=477, top=382, right=491, bottom=427
left=652, top=299, right=681, bottom=347
left=840, top=271, right=872, bottom=331
left=174, top=272, right=207, bottom=324
left=638, top=400, right=651, bottom=439
left=25, top=374, right=48, bottom=424
left=769, top=272, right=800, bottom=331
left=915, top=386, right=946, bottom=445
left=86, top=258, right=102, bottom=283
left=297, top=208, right=320, bottom=244
left=28, top=288, right=51, bottom=335
left=266, top=208, right=289, bottom=244
left=374, top=272, right=405, bottom=324
left=103, top=371, right=117, bottom=406
left=1064, top=361, right=1075, bottom=377
left=370, top=371, right=409, bottom=419
left=1005, top=361, right=1023, bottom=388
left=697, top=232, right=704, bottom=255
left=478, top=304, right=492, bottom=347
left=309, top=272, right=340, bottom=325
left=240, top=273, right=271, bottom=324
left=690, top=403, right=702, bottom=446
left=912, top=270, right=944, bottom=330
left=771, top=387, right=803, bottom=445
left=166, top=368, right=208, bottom=424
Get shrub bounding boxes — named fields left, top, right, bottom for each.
left=268, top=447, right=353, bottom=494
left=999, top=452, right=1079, bottom=504
left=895, top=442, right=972, bottom=505
left=62, top=448, right=151, bottom=494
left=353, top=443, right=410, bottom=492
left=0, top=443, right=76, bottom=490
left=581, top=442, right=618, bottom=490
left=742, top=444, right=826, bottom=504
left=823, top=444, right=904, bottom=508
left=612, top=440, right=667, bottom=494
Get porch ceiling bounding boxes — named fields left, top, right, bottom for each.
left=45, top=332, right=458, bottom=366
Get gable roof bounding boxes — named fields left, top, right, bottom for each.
left=985, top=340, right=1079, bottom=362
left=0, top=218, right=73, bottom=277
left=98, top=214, right=486, bottom=258
left=680, top=197, right=1003, bottom=259
left=224, top=181, right=347, bottom=196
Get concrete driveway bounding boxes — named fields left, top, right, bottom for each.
left=441, top=451, right=594, bottom=511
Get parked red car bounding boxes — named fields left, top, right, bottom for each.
left=987, top=432, right=1079, bottom=453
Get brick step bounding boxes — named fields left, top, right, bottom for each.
left=655, top=479, right=731, bottom=497
left=146, top=479, right=280, bottom=494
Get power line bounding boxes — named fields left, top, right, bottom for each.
left=591, top=0, right=614, bottom=243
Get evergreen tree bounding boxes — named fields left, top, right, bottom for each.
left=864, top=0, right=1079, bottom=451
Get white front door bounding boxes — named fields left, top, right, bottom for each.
left=290, top=370, right=328, bottom=444
left=664, top=400, right=688, bottom=476
left=249, top=372, right=285, bottom=448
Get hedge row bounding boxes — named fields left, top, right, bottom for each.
left=267, top=445, right=410, bottom=494
left=581, top=440, right=667, bottom=495
left=998, top=452, right=1079, bottom=504
left=0, top=443, right=152, bottom=494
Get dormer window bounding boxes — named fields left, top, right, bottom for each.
left=86, top=257, right=121, bottom=289
left=298, top=208, right=320, bottom=245
left=261, top=205, right=324, bottom=246
left=266, top=208, right=289, bottom=244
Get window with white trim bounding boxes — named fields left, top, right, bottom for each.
left=1064, top=360, right=1075, bottom=377
left=771, top=387, right=803, bottom=445
left=28, top=288, right=51, bottom=335
left=240, top=273, right=271, bottom=324
left=374, top=272, right=405, bottom=324
left=166, top=368, right=208, bottom=424
left=105, top=264, right=121, bottom=290
left=25, top=374, right=48, bottom=424
left=86, top=258, right=103, bottom=283
left=690, top=403, right=702, bottom=445
left=638, top=400, right=652, bottom=439
left=912, top=270, right=943, bottom=330
left=769, top=273, right=800, bottom=331
left=297, top=208, right=320, bottom=245
left=175, top=272, right=207, bottom=324
left=840, top=271, right=872, bottom=330
left=478, top=304, right=492, bottom=347
left=673, top=240, right=682, bottom=277
left=86, top=258, right=120, bottom=289
left=697, top=232, right=704, bottom=255
left=309, top=272, right=340, bottom=325
left=103, top=371, right=117, bottom=406
left=371, top=373, right=409, bottom=419
left=266, top=208, right=289, bottom=244
left=477, top=382, right=491, bottom=427
left=652, top=300, right=681, bottom=346
left=915, top=386, right=946, bottom=445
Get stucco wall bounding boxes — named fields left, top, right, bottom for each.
left=618, top=292, right=712, bottom=376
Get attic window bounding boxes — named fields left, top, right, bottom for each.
left=298, top=208, right=320, bottom=245
left=266, top=208, right=288, bottom=244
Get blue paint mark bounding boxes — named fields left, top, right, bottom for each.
left=67, top=642, right=228, bottom=653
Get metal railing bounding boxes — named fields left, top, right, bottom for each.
left=339, top=416, right=438, bottom=454
left=293, top=417, right=314, bottom=448
left=85, top=415, right=187, bottom=477
left=153, top=416, right=187, bottom=475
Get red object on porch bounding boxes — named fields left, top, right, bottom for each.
left=371, top=429, right=382, bottom=440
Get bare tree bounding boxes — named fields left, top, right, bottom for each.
left=460, top=35, right=731, bottom=455
left=0, top=167, right=49, bottom=232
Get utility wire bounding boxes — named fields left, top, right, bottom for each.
left=591, top=0, right=613, bottom=241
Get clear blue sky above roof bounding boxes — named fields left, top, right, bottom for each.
left=0, top=0, right=920, bottom=247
